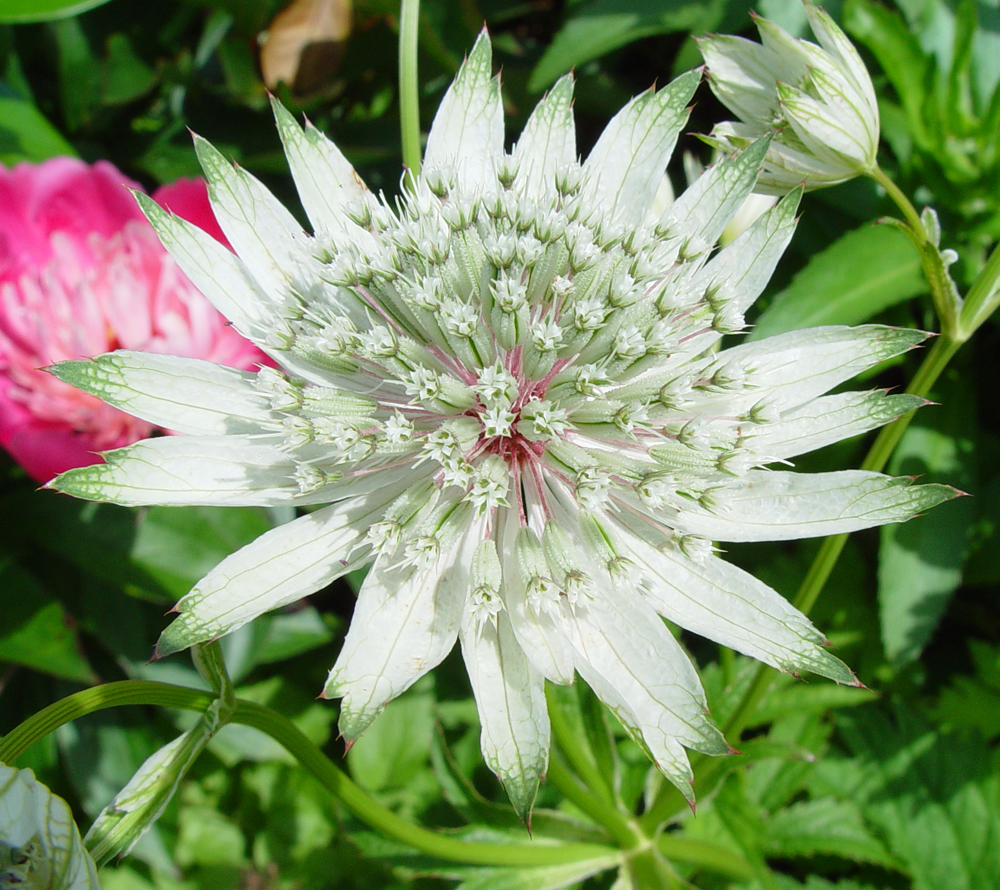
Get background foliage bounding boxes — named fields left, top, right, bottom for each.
left=1, top=0, right=999, bottom=888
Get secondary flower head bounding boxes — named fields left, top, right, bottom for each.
left=0, top=159, right=267, bottom=482
left=0, top=763, right=100, bottom=889
left=52, top=34, right=949, bottom=817
left=699, top=0, right=879, bottom=193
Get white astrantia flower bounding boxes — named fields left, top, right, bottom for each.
left=698, top=0, right=880, bottom=193
left=0, top=763, right=101, bottom=889
left=50, top=33, right=952, bottom=819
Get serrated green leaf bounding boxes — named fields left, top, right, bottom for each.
left=879, top=373, right=976, bottom=663
left=741, top=712, right=832, bottom=812
left=813, top=704, right=1000, bottom=890
left=763, top=798, right=901, bottom=868
left=932, top=640, right=1000, bottom=737
left=751, top=223, right=925, bottom=338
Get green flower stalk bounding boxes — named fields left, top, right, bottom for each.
left=83, top=643, right=235, bottom=866
left=49, top=32, right=952, bottom=820
left=699, top=0, right=880, bottom=193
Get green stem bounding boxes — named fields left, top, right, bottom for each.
left=626, top=846, right=684, bottom=889
left=656, top=835, right=754, bottom=882
left=545, top=751, right=642, bottom=850
left=959, top=238, right=1000, bottom=336
left=545, top=685, right=616, bottom=807
left=870, top=164, right=923, bottom=233
left=0, top=681, right=214, bottom=762
left=870, top=165, right=962, bottom=336
left=233, top=700, right=612, bottom=866
left=0, top=681, right=615, bottom=869
left=398, top=0, right=422, bottom=180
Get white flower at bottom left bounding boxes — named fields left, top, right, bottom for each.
left=0, top=762, right=101, bottom=889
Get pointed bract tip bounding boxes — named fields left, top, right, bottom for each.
left=343, top=737, right=356, bottom=755
left=726, top=745, right=741, bottom=756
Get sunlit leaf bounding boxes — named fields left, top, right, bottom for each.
left=751, top=223, right=925, bottom=338
left=0, top=0, right=111, bottom=23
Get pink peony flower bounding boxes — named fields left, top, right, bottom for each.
left=0, top=158, right=268, bottom=482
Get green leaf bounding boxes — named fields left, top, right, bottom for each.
left=129, top=505, right=274, bottom=599
left=879, top=372, right=976, bottom=663
left=843, top=0, right=934, bottom=149
left=750, top=682, right=878, bottom=725
left=247, top=607, right=336, bottom=665
left=751, top=223, right=925, bottom=338
left=763, top=877, right=882, bottom=890
left=813, top=704, right=1000, bottom=890
left=102, top=33, right=157, bottom=105
left=347, top=683, right=436, bottom=793
left=0, top=0, right=112, bottom=23
left=0, top=554, right=95, bottom=683
left=0, top=93, right=76, bottom=164
left=763, top=798, right=901, bottom=868
left=932, top=640, right=1000, bottom=737
left=545, top=682, right=620, bottom=808
left=52, top=17, right=101, bottom=132
left=175, top=806, right=246, bottom=868
left=528, top=0, right=729, bottom=92
left=452, top=858, right=623, bottom=890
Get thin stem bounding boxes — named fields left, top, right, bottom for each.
left=234, top=699, right=614, bottom=867
left=0, top=681, right=616, bottom=869
left=870, top=164, right=923, bottom=233
left=545, top=750, right=642, bottom=850
left=398, top=0, right=422, bottom=180
left=0, top=682, right=214, bottom=763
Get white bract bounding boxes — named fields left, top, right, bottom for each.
left=51, top=33, right=949, bottom=818
left=0, top=763, right=101, bottom=889
left=699, top=0, right=879, bottom=193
